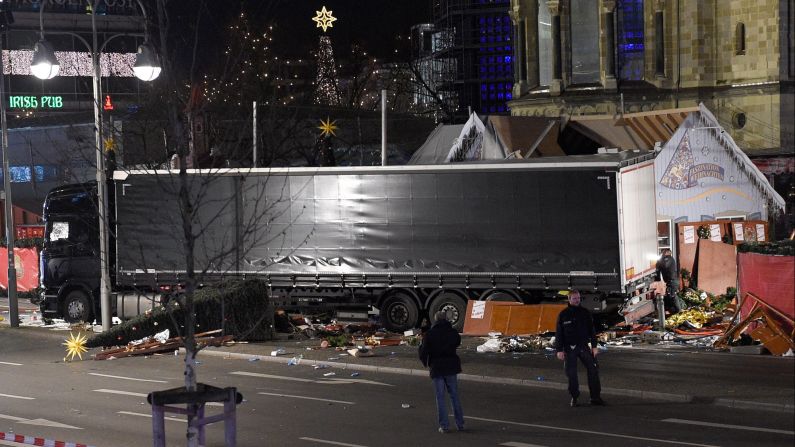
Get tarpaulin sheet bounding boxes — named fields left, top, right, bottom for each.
left=114, top=167, right=623, bottom=290
left=0, top=247, right=39, bottom=292
left=738, top=252, right=794, bottom=320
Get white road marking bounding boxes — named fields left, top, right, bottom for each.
left=258, top=392, right=354, bottom=405
left=231, top=371, right=392, bottom=386
left=93, top=389, right=223, bottom=407
left=0, top=413, right=81, bottom=429
left=662, top=418, right=794, bottom=435
left=0, top=361, right=22, bottom=366
left=465, top=415, right=720, bottom=447
left=88, top=372, right=168, bottom=383
left=0, top=393, right=34, bottom=400
left=501, top=443, right=548, bottom=447
left=118, top=411, right=185, bottom=423
left=19, top=418, right=82, bottom=429
left=299, top=437, right=368, bottom=447
left=0, top=413, right=27, bottom=422
left=94, top=389, right=147, bottom=397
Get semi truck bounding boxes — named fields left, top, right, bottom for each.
left=37, top=151, right=659, bottom=332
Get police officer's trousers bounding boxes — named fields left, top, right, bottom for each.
left=564, top=345, right=601, bottom=400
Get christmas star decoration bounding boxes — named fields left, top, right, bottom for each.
left=63, top=332, right=88, bottom=361
left=318, top=117, right=338, bottom=137
left=104, top=137, right=117, bottom=153
left=312, top=6, right=337, bottom=32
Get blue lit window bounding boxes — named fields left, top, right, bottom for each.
left=481, top=84, right=488, bottom=91
left=617, top=0, right=645, bottom=80
left=506, top=92, right=513, bottom=100
left=504, top=56, right=512, bottom=63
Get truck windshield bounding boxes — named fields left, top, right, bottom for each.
left=44, top=190, right=95, bottom=215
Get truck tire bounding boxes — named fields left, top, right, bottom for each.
left=63, top=290, right=93, bottom=323
left=428, top=292, right=467, bottom=332
left=481, top=289, right=521, bottom=302
left=380, top=292, right=419, bottom=333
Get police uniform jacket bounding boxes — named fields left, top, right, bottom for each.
left=554, top=305, right=597, bottom=352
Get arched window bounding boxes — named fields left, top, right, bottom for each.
left=735, top=22, right=746, bottom=55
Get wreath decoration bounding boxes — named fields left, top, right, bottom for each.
left=697, top=225, right=711, bottom=239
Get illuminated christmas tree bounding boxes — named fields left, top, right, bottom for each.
left=315, top=35, right=340, bottom=105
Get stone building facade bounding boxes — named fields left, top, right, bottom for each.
left=507, top=0, right=793, bottom=157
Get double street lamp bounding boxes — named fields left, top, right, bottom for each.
left=30, top=0, right=161, bottom=331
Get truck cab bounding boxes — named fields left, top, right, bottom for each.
left=38, top=183, right=103, bottom=323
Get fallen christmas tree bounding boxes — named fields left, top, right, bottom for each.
left=87, top=279, right=273, bottom=349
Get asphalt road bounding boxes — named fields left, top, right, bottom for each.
left=0, top=327, right=793, bottom=447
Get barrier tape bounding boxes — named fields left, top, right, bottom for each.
left=0, top=431, right=95, bottom=447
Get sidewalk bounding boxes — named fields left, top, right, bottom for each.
left=196, top=334, right=795, bottom=414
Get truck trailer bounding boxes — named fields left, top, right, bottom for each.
left=38, top=151, right=658, bottom=331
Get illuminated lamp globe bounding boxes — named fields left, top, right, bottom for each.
left=133, top=43, right=162, bottom=81
left=30, top=40, right=60, bottom=80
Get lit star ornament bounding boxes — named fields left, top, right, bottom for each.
left=312, top=6, right=337, bottom=32
left=318, top=117, right=338, bottom=137
left=63, top=332, right=89, bottom=361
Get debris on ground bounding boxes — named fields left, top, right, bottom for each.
left=94, top=329, right=233, bottom=360
left=475, top=334, right=551, bottom=353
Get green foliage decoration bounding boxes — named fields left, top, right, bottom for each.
left=738, top=240, right=795, bottom=256
left=87, top=279, right=273, bottom=348
left=1, top=238, right=44, bottom=249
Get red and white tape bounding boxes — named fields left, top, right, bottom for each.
left=0, top=431, right=95, bottom=447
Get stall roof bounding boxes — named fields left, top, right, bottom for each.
left=408, top=115, right=564, bottom=164
left=408, top=123, right=465, bottom=164
left=568, top=107, right=699, bottom=151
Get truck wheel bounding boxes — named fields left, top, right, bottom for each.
left=481, top=289, right=521, bottom=302
left=63, top=290, right=93, bottom=323
left=429, top=292, right=467, bottom=332
left=380, top=293, right=419, bottom=333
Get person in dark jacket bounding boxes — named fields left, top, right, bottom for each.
left=656, top=249, right=683, bottom=313
left=554, top=290, right=604, bottom=407
left=419, top=310, right=464, bottom=433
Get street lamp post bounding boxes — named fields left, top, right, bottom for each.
left=32, top=0, right=161, bottom=331
left=1, top=26, right=18, bottom=328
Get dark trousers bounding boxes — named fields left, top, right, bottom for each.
left=664, top=281, right=682, bottom=313
left=564, top=346, right=601, bottom=400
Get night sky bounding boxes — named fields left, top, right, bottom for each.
left=187, top=0, right=432, bottom=62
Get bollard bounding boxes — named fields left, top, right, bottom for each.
left=656, top=293, right=666, bottom=332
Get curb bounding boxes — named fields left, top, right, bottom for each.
left=714, top=398, right=795, bottom=413
left=0, top=431, right=94, bottom=447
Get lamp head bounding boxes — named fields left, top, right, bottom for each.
left=30, top=40, right=60, bottom=80
left=133, top=43, right=161, bottom=81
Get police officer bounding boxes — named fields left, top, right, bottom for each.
left=656, top=248, right=682, bottom=313
left=554, top=290, right=604, bottom=407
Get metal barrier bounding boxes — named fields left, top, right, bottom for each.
left=148, top=383, right=243, bottom=447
